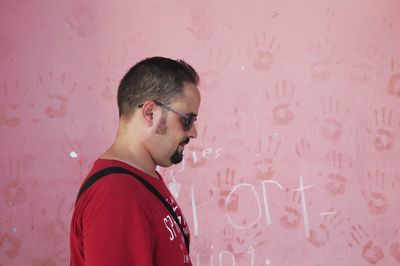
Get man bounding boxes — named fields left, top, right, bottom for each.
left=70, top=57, right=200, bottom=265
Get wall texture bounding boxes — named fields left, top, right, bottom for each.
left=1, top=0, right=400, bottom=265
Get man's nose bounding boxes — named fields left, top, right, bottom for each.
left=187, top=123, right=197, bottom=138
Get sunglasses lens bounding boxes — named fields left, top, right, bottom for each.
left=185, top=115, right=196, bottom=131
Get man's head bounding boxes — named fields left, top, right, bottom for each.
left=117, top=57, right=200, bottom=167
left=118, top=57, right=199, bottom=120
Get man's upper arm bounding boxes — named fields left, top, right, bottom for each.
left=82, top=176, right=154, bottom=266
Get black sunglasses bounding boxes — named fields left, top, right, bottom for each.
left=137, top=100, right=197, bottom=131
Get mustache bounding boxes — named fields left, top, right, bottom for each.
left=180, top=138, right=190, bottom=145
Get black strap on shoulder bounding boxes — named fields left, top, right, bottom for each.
left=76, top=166, right=190, bottom=252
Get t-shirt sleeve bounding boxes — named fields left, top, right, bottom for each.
left=82, top=175, right=154, bottom=266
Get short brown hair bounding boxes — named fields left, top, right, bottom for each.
left=117, top=57, right=199, bottom=119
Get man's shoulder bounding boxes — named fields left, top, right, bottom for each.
left=79, top=159, right=154, bottom=200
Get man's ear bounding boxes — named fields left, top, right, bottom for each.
left=140, top=101, right=155, bottom=127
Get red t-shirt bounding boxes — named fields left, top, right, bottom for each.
left=70, top=159, right=192, bottom=266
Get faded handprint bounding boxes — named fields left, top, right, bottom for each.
left=318, top=150, right=352, bottom=196
left=308, top=38, right=336, bottom=81
left=39, top=222, right=68, bottom=249
left=29, top=200, right=72, bottom=263
left=45, top=94, right=68, bottom=118
left=318, top=97, right=346, bottom=142
left=225, top=223, right=264, bottom=260
left=37, top=71, right=77, bottom=119
left=190, top=235, right=213, bottom=264
left=348, top=45, right=383, bottom=85
left=35, top=217, right=70, bottom=264
left=222, top=224, right=236, bottom=244
left=206, top=50, right=230, bottom=73
left=348, top=224, right=385, bottom=265
left=187, top=1, right=213, bottom=41
left=279, top=187, right=304, bottom=230
left=3, top=179, right=28, bottom=207
left=361, top=169, right=392, bottom=215
left=217, top=168, right=242, bottom=212
left=371, top=108, right=396, bottom=152
left=0, top=232, right=22, bottom=259
left=254, top=136, right=281, bottom=180
left=67, top=0, right=97, bottom=38
left=37, top=196, right=72, bottom=256
left=308, top=209, right=344, bottom=248
left=249, top=33, right=280, bottom=72
left=199, top=50, right=230, bottom=91
left=1, top=159, right=29, bottom=206
left=94, top=55, right=124, bottom=103
left=265, top=80, right=299, bottom=126
left=0, top=79, right=29, bottom=127
left=199, top=125, right=217, bottom=144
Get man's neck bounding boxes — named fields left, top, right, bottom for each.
left=100, top=141, right=159, bottom=179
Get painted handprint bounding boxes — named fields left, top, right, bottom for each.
left=371, top=108, right=396, bottom=152
left=307, top=209, right=344, bottom=248
left=36, top=71, right=77, bottom=119
left=279, top=187, right=303, bottom=230
left=361, top=169, right=392, bottom=215
left=254, top=136, right=281, bottom=180
left=217, top=168, right=242, bottom=212
left=318, top=97, right=346, bottom=142
left=294, top=138, right=311, bottom=158
left=319, top=150, right=352, bottom=197
left=225, top=223, right=265, bottom=260
left=249, top=33, right=280, bottom=72
left=348, top=224, right=384, bottom=265
left=266, top=80, right=299, bottom=126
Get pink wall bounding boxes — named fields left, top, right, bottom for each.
left=1, top=0, right=400, bottom=265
